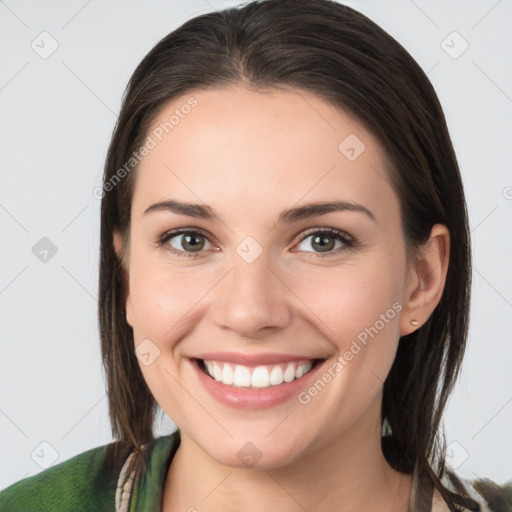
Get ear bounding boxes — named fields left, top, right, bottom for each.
left=113, top=230, right=133, bottom=328
left=399, top=224, right=450, bottom=336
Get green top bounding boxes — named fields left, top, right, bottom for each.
left=0, top=431, right=510, bottom=511
left=0, top=432, right=181, bottom=511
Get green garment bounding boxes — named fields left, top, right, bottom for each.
left=1, top=430, right=511, bottom=511
left=0, top=432, right=180, bottom=511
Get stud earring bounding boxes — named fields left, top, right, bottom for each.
left=410, top=319, right=419, bottom=326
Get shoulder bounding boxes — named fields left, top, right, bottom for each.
left=438, top=468, right=512, bottom=512
left=0, top=441, right=128, bottom=512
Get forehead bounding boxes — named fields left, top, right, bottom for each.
left=132, top=85, right=398, bottom=224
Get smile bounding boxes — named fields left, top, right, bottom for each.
left=198, top=359, right=317, bottom=389
left=190, top=353, right=328, bottom=409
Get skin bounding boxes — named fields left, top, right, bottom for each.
left=113, top=85, right=450, bottom=511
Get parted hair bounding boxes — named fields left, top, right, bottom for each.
left=99, top=1, right=477, bottom=509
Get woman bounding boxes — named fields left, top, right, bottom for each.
left=1, top=0, right=510, bottom=510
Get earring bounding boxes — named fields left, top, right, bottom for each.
left=410, top=319, right=419, bottom=326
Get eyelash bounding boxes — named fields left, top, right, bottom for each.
left=156, top=227, right=357, bottom=260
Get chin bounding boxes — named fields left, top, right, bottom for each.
left=199, top=433, right=309, bottom=471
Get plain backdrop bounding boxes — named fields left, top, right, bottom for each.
left=0, top=0, right=511, bottom=490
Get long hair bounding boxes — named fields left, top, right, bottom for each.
left=98, top=1, right=475, bottom=508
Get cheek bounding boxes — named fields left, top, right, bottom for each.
left=295, top=259, right=402, bottom=332
left=128, top=257, right=210, bottom=342
left=128, top=260, right=206, bottom=422
left=290, top=260, right=404, bottom=375
left=289, top=268, right=403, bottom=435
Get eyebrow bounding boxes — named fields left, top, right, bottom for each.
left=143, top=199, right=376, bottom=224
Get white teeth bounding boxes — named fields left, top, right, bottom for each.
left=222, top=363, right=234, bottom=385
left=212, top=362, right=222, bottom=382
left=205, top=361, right=214, bottom=376
left=233, top=365, right=251, bottom=387
left=251, top=366, right=270, bottom=388
left=201, top=359, right=315, bottom=389
left=283, top=363, right=296, bottom=383
left=295, top=361, right=312, bottom=379
left=269, top=365, right=284, bottom=386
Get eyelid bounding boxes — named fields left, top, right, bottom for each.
left=157, top=227, right=216, bottom=259
left=157, top=226, right=213, bottom=245
left=296, top=226, right=353, bottom=243
left=292, top=227, right=356, bottom=257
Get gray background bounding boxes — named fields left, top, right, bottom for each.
left=1, top=0, right=511, bottom=490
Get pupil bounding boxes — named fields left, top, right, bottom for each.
left=183, top=234, right=204, bottom=252
left=314, top=235, right=334, bottom=252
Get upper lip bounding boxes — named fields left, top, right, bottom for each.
left=193, top=352, right=324, bottom=366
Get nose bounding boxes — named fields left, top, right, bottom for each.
left=210, top=255, right=292, bottom=339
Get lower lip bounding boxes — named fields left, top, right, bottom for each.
left=190, top=358, right=325, bottom=410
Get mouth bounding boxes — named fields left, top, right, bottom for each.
left=194, top=357, right=324, bottom=389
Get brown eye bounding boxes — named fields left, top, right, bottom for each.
left=295, top=228, right=355, bottom=256
left=170, top=233, right=207, bottom=252
left=158, top=229, right=213, bottom=258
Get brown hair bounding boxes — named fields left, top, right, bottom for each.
left=98, top=1, right=476, bottom=508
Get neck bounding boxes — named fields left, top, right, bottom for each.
left=162, top=405, right=412, bottom=512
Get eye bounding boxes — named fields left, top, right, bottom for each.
left=294, top=228, right=355, bottom=257
left=157, top=227, right=356, bottom=259
left=158, top=229, right=214, bottom=259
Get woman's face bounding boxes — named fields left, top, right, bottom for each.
left=117, top=85, right=420, bottom=469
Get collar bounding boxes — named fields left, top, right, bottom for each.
left=116, top=432, right=441, bottom=512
